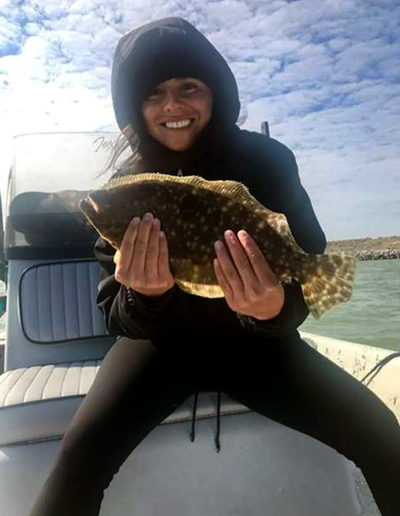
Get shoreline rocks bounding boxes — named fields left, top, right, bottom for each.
left=334, top=249, right=400, bottom=261
left=326, top=235, right=400, bottom=261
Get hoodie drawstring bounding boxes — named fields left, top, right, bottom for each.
left=190, top=390, right=221, bottom=452
left=190, top=391, right=199, bottom=443
left=215, top=390, right=221, bottom=452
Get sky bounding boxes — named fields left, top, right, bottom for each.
left=0, top=0, right=399, bottom=240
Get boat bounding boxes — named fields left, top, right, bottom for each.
left=1, top=130, right=395, bottom=515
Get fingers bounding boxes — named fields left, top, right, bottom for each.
left=158, top=230, right=171, bottom=278
left=115, top=213, right=154, bottom=285
left=133, top=212, right=155, bottom=279
left=214, top=230, right=257, bottom=298
left=116, top=217, right=139, bottom=281
left=115, top=213, right=174, bottom=295
left=139, top=215, right=173, bottom=284
left=214, top=239, right=242, bottom=299
left=213, top=253, right=233, bottom=300
left=145, top=216, right=161, bottom=278
left=223, top=230, right=255, bottom=286
left=214, top=229, right=280, bottom=299
left=237, top=230, right=278, bottom=285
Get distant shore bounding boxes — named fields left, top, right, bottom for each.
left=327, top=236, right=400, bottom=260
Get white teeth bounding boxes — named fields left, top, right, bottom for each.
left=164, top=119, right=192, bottom=129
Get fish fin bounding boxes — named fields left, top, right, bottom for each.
left=104, top=173, right=305, bottom=254
left=300, top=254, right=358, bottom=319
left=104, top=172, right=251, bottom=195
left=265, top=212, right=307, bottom=254
left=175, top=279, right=224, bottom=298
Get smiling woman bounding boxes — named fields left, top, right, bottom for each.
left=28, top=16, right=400, bottom=516
left=141, top=77, right=213, bottom=152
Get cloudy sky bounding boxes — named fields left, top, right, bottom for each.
left=0, top=0, right=399, bottom=240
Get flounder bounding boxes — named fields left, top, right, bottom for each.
left=79, top=172, right=357, bottom=319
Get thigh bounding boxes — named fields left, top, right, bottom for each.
left=224, top=332, right=400, bottom=456
left=61, top=337, right=195, bottom=468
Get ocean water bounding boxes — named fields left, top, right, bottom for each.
left=300, top=259, right=400, bottom=351
left=0, top=260, right=399, bottom=350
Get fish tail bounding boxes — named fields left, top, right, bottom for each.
left=299, top=253, right=357, bottom=319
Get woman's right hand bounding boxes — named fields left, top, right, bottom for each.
left=114, top=212, right=175, bottom=297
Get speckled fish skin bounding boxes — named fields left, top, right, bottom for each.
left=79, top=172, right=357, bottom=319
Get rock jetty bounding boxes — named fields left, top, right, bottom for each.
left=327, top=236, right=400, bottom=261
left=334, top=249, right=400, bottom=261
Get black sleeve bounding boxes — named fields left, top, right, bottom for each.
left=235, top=136, right=327, bottom=337
left=94, top=236, right=184, bottom=342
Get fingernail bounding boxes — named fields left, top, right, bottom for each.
left=144, top=212, right=153, bottom=220
left=225, top=230, right=235, bottom=242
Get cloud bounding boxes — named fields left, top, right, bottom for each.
left=0, top=18, right=21, bottom=56
left=0, top=0, right=399, bottom=239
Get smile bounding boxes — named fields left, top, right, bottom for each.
left=162, top=119, right=194, bottom=129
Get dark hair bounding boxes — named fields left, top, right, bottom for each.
left=98, top=124, right=142, bottom=179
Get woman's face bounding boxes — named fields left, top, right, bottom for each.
left=141, top=77, right=213, bottom=151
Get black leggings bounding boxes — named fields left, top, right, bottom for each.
left=29, top=332, right=400, bottom=516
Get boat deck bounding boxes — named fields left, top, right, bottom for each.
left=0, top=337, right=381, bottom=514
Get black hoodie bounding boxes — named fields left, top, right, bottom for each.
left=95, top=17, right=326, bottom=452
left=95, top=16, right=326, bottom=348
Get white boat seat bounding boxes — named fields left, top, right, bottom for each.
left=0, top=361, right=249, bottom=446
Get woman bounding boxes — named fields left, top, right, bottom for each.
left=30, top=17, right=400, bottom=516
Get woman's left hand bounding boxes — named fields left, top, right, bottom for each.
left=213, top=229, right=285, bottom=320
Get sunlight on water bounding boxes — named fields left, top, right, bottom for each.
left=300, top=259, right=400, bottom=351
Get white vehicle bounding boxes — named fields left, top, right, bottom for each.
left=0, top=130, right=395, bottom=515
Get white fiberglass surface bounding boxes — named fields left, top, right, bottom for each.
left=10, top=132, right=121, bottom=198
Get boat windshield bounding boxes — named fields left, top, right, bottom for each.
left=5, top=132, right=127, bottom=259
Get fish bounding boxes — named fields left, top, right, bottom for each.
left=79, top=172, right=357, bottom=319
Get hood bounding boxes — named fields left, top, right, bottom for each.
left=111, top=17, right=240, bottom=161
